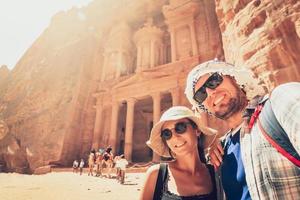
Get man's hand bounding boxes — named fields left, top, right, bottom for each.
left=207, top=137, right=224, bottom=169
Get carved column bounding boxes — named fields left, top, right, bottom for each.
left=150, top=40, right=155, bottom=68
left=134, top=18, right=164, bottom=70
left=109, top=99, right=120, bottom=153
left=189, top=22, right=198, bottom=56
left=152, top=92, right=161, bottom=161
left=170, top=87, right=181, bottom=106
left=170, top=30, right=176, bottom=62
left=124, top=98, right=136, bottom=162
left=101, top=55, right=108, bottom=81
left=116, top=52, right=122, bottom=78
left=92, top=102, right=103, bottom=149
left=137, top=46, right=142, bottom=69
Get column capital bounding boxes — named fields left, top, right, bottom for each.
left=111, top=97, right=122, bottom=107
left=126, top=98, right=137, bottom=105
left=151, top=92, right=161, bottom=100
left=169, top=86, right=180, bottom=94
left=169, top=87, right=181, bottom=106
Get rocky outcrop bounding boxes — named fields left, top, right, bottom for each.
left=0, top=0, right=299, bottom=173
left=215, top=0, right=300, bottom=90
left=0, top=5, right=101, bottom=173
left=0, top=0, right=169, bottom=173
left=0, top=65, right=9, bottom=81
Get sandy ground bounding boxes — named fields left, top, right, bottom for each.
left=0, top=172, right=145, bottom=200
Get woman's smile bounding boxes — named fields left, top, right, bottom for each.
left=174, top=141, right=187, bottom=148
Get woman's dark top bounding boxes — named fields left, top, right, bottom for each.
left=154, top=164, right=217, bottom=200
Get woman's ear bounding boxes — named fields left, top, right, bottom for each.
left=196, top=130, right=202, bottom=137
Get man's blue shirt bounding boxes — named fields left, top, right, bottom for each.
left=221, top=130, right=251, bottom=200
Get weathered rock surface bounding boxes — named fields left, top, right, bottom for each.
left=215, top=0, right=300, bottom=89
left=0, top=0, right=170, bottom=173
left=0, top=0, right=299, bottom=173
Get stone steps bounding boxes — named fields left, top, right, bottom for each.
left=51, top=167, right=149, bottom=173
left=50, top=162, right=154, bottom=174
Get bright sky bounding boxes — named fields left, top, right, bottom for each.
left=0, top=0, right=93, bottom=70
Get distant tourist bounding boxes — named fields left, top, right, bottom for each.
left=95, top=151, right=104, bottom=177
left=103, top=146, right=114, bottom=178
left=79, top=159, right=85, bottom=175
left=72, top=159, right=79, bottom=173
left=116, top=155, right=128, bottom=184
left=88, top=150, right=95, bottom=176
left=114, top=155, right=122, bottom=180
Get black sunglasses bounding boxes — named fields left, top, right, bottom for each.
left=161, top=121, right=191, bottom=140
left=193, top=72, right=223, bottom=104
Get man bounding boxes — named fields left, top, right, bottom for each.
left=95, top=151, right=104, bottom=177
left=116, top=154, right=128, bottom=184
left=72, top=159, right=79, bottom=173
left=79, top=158, right=85, bottom=175
left=88, top=150, right=95, bottom=176
left=185, top=60, right=300, bottom=199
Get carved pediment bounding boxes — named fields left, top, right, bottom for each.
left=113, top=69, right=171, bottom=89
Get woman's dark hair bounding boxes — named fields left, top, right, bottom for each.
left=106, top=146, right=112, bottom=153
left=187, top=118, right=206, bottom=163
left=197, top=133, right=207, bottom=163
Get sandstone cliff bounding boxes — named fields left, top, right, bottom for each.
left=0, top=0, right=299, bottom=173
left=0, top=0, right=168, bottom=173
left=215, top=0, right=300, bottom=89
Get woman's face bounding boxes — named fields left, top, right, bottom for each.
left=161, top=118, right=198, bottom=157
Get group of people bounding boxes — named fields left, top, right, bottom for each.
left=140, top=60, right=300, bottom=200
left=72, top=159, right=85, bottom=175
left=73, top=146, right=129, bottom=184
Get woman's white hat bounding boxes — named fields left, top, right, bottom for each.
left=146, top=106, right=216, bottom=158
left=185, top=59, right=266, bottom=111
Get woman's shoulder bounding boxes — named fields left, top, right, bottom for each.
left=145, top=164, right=161, bottom=178
left=140, top=164, right=163, bottom=200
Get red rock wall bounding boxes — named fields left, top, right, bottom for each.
left=1, top=0, right=298, bottom=173
left=0, top=8, right=102, bottom=172
left=0, top=0, right=169, bottom=172
left=215, top=0, right=300, bottom=89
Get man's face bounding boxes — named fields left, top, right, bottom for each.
left=193, top=73, right=246, bottom=119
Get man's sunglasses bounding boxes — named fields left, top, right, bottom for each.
left=193, top=72, right=223, bottom=104
left=161, top=121, right=191, bottom=140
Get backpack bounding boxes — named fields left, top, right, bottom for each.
left=247, top=97, right=300, bottom=167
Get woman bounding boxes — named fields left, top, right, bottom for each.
left=140, top=106, right=223, bottom=200
left=88, top=150, right=95, bottom=176
left=103, top=146, right=114, bottom=178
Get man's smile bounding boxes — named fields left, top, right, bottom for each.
left=213, top=94, right=226, bottom=106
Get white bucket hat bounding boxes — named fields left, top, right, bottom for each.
left=185, top=59, right=266, bottom=111
left=146, top=106, right=216, bottom=158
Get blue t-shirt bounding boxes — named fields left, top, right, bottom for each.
left=221, top=130, right=251, bottom=200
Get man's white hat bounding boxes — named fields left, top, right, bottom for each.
left=185, top=60, right=266, bottom=110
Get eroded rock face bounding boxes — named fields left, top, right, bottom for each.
left=0, top=6, right=101, bottom=172
left=215, top=0, right=300, bottom=89
left=0, top=0, right=170, bottom=173
left=0, top=121, right=28, bottom=172
left=0, top=0, right=298, bottom=173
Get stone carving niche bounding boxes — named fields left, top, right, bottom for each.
left=134, top=18, right=165, bottom=71
left=163, top=0, right=201, bottom=61
left=101, top=22, right=134, bottom=81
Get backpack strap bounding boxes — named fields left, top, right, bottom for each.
left=258, top=99, right=300, bottom=167
left=153, top=163, right=168, bottom=200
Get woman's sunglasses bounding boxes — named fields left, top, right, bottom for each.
left=161, top=121, right=191, bottom=140
left=193, top=72, right=223, bottom=104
